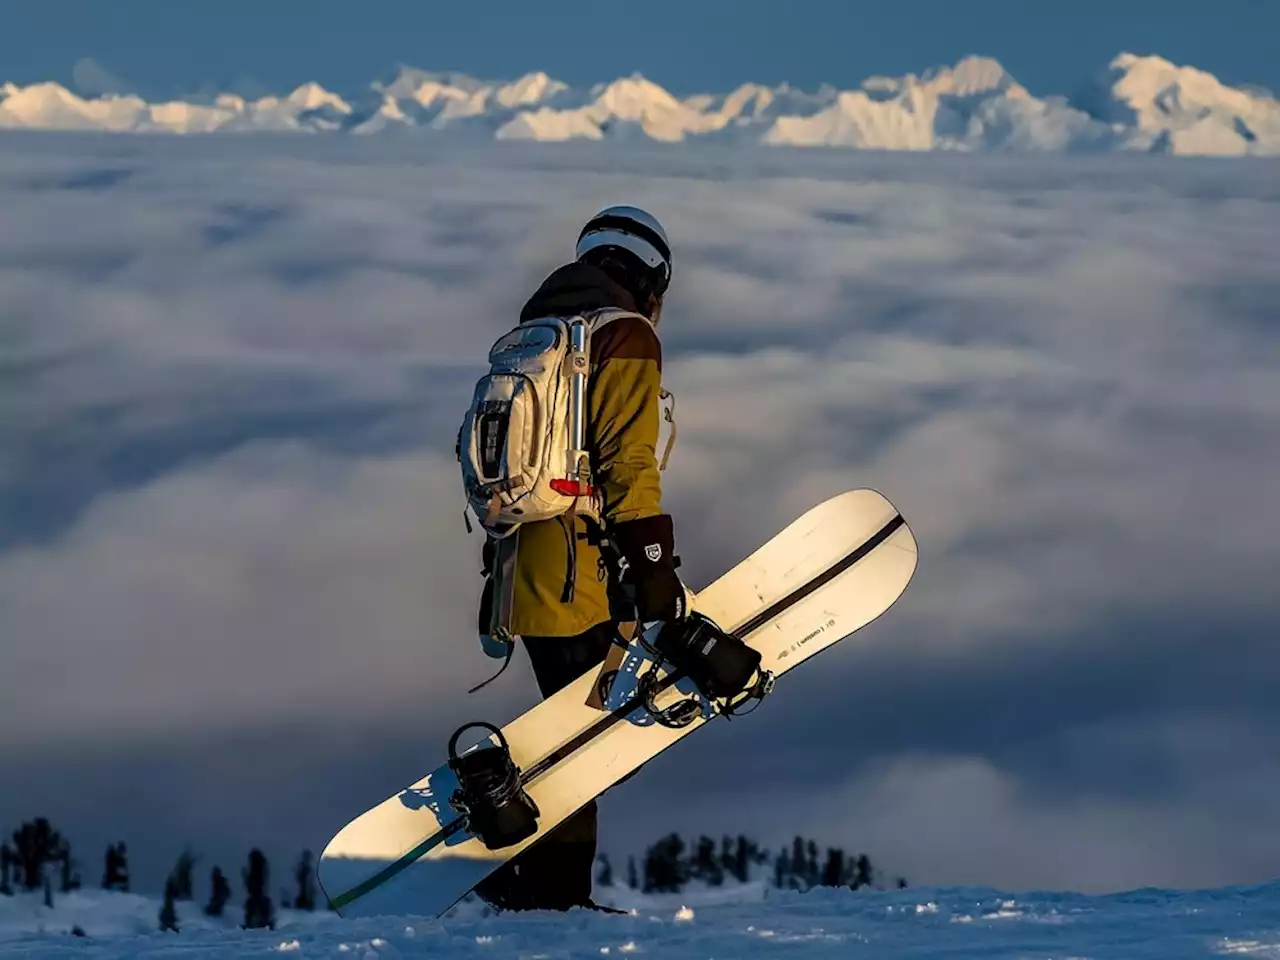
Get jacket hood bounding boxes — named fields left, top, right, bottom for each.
left=519, top=261, right=642, bottom=324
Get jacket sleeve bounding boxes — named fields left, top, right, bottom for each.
left=588, top=316, right=664, bottom=526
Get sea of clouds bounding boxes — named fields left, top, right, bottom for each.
left=1, top=133, right=1278, bottom=893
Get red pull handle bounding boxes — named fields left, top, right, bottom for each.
left=550, top=478, right=594, bottom=497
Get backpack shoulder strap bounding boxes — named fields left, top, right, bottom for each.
left=580, top=307, right=674, bottom=471
left=583, top=307, right=653, bottom=334
left=581, top=308, right=657, bottom=371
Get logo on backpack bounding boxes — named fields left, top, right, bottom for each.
left=644, top=543, right=663, bottom=562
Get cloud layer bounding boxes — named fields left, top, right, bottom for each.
left=1, top=134, right=1278, bottom=893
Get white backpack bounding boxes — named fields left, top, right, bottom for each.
left=458, top=307, right=653, bottom=537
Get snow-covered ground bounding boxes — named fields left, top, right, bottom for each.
left=3, top=881, right=1280, bottom=958
left=2, top=52, right=1279, bottom=155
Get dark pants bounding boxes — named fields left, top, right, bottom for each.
left=473, top=621, right=616, bottom=911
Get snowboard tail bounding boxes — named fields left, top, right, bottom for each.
left=320, top=489, right=917, bottom=917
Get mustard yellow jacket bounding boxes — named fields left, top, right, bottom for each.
left=486, top=261, right=668, bottom=638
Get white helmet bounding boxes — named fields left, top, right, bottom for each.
left=575, top=205, right=671, bottom=291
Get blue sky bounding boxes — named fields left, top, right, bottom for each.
left=3, top=0, right=1279, bottom=97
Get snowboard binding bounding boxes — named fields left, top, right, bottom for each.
left=637, top=613, right=776, bottom=728
left=447, top=722, right=540, bottom=850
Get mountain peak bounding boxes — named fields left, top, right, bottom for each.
left=592, top=73, right=679, bottom=104
left=494, top=71, right=568, bottom=108
left=588, top=74, right=685, bottom=125
left=286, top=82, right=351, bottom=113
left=919, top=56, right=1025, bottom=98
left=376, top=65, right=485, bottom=102
left=0, top=53, right=1274, bottom=156
left=1110, top=52, right=1175, bottom=73
left=1072, top=52, right=1280, bottom=155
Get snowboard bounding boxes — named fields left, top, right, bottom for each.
left=318, top=488, right=918, bottom=918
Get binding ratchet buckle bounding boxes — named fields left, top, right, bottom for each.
left=720, top=666, right=776, bottom=718
left=631, top=613, right=776, bottom=727
left=634, top=645, right=776, bottom=730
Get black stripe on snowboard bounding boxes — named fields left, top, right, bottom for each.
left=734, top=512, right=906, bottom=638
left=523, top=511, right=905, bottom=782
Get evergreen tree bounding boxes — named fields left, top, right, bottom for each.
left=594, top=853, right=614, bottom=888
left=731, top=835, right=751, bottom=884
left=169, top=849, right=197, bottom=901
left=773, top=847, right=790, bottom=889
left=752, top=839, right=771, bottom=867
left=117, top=843, right=130, bottom=892
left=11, top=818, right=63, bottom=892
left=0, top=843, right=14, bottom=896
left=204, top=867, right=231, bottom=918
left=242, top=849, right=275, bottom=930
left=806, top=840, right=820, bottom=888
left=642, top=833, right=686, bottom=893
left=58, top=840, right=81, bottom=893
left=821, top=848, right=846, bottom=887
left=626, top=856, right=638, bottom=890
left=692, top=836, right=723, bottom=886
left=789, top=836, right=807, bottom=890
left=896, top=877, right=908, bottom=890
left=851, top=854, right=873, bottom=891
left=102, top=843, right=130, bottom=892
left=294, top=851, right=316, bottom=911
left=102, top=845, right=118, bottom=890
left=158, top=878, right=179, bottom=933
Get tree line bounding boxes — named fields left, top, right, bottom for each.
left=4, top=817, right=905, bottom=929
left=1, top=817, right=316, bottom=933
left=597, top=833, right=907, bottom=894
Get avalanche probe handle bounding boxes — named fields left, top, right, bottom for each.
left=566, top=319, right=590, bottom=484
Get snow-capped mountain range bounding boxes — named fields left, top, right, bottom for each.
left=2, top=54, right=1278, bottom=156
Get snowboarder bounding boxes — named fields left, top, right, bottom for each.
left=472, top=205, right=687, bottom=912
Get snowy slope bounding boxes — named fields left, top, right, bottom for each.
left=3, top=881, right=1280, bottom=958
left=2, top=54, right=1279, bottom=155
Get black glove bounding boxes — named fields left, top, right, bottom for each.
left=609, top=514, right=686, bottom=623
